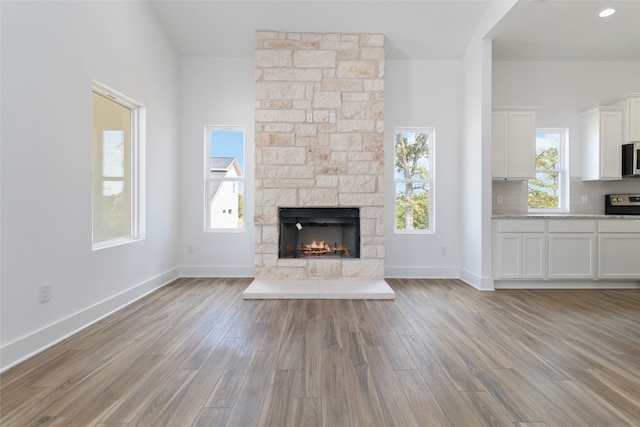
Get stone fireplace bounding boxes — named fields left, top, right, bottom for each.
left=245, top=30, right=392, bottom=298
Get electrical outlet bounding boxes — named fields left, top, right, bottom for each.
left=497, top=195, right=503, bottom=204
left=306, top=112, right=313, bottom=123
left=329, top=112, right=336, bottom=123
left=39, top=283, right=51, bottom=304
left=581, top=195, right=588, bottom=204
left=187, top=245, right=194, bottom=254
left=440, top=246, right=447, bottom=256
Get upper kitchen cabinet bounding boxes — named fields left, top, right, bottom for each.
left=581, top=106, right=624, bottom=181
left=610, top=94, right=640, bottom=143
left=625, top=95, right=640, bottom=142
left=492, top=108, right=536, bottom=180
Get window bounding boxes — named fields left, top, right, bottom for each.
left=206, top=126, right=245, bottom=230
left=528, top=129, right=569, bottom=212
left=92, top=82, right=144, bottom=249
left=394, top=128, right=434, bottom=232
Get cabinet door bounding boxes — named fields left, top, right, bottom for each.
left=496, top=232, right=545, bottom=279
left=492, top=112, right=508, bottom=178
left=598, top=234, right=640, bottom=279
left=522, top=233, right=545, bottom=278
left=507, top=111, right=536, bottom=179
left=581, top=107, right=623, bottom=181
left=600, top=110, right=623, bottom=179
left=497, top=233, right=521, bottom=278
left=548, top=233, right=596, bottom=279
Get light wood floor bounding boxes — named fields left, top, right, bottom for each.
left=2, top=278, right=639, bottom=426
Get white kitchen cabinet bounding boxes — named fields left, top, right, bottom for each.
left=625, top=95, right=640, bottom=142
left=547, top=220, right=596, bottom=279
left=598, top=220, right=640, bottom=279
left=494, top=220, right=545, bottom=279
left=492, top=108, right=536, bottom=180
left=581, top=106, right=624, bottom=181
left=494, top=218, right=640, bottom=285
left=610, top=94, right=640, bottom=142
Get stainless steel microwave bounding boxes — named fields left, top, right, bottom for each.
left=622, top=142, right=640, bottom=177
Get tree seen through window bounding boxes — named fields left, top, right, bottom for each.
left=394, top=129, right=433, bottom=232
left=528, top=129, right=567, bottom=211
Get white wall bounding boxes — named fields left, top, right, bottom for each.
left=0, top=1, right=180, bottom=371
left=493, top=60, right=640, bottom=175
left=179, top=57, right=468, bottom=279
left=457, top=0, right=517, bottom=290
left=384, top=60, right=462, bottom=278
left=179, top=57, right=255, bottom=277
left=459, top=38, right=494, bottom=290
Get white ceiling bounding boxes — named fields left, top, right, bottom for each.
left=150, top=0, right=640, bottom=61
left=488, top=0, right=640, bottom=61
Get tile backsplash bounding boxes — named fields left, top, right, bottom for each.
left=492, top=177, right=640, bottom=215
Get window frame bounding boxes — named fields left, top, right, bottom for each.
left=205, top=125, right=246, bottom=233
left=393, top=127, right=435, bottom=234
left=91, top=81, right=146, bottom=250
left=528, top=128, right=569, bottom=214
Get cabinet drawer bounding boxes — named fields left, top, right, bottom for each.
left=598, top=219, right=640, bottom=233
left=548, top=220, right=596, bottom=233
left=498, top=220, right=545, bottom=233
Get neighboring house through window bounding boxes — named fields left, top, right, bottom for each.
left=394, top=128, right=434, bottom=233
left=92, top=82, right=145, bottom=249
left=529, top=128, right=569, bottom=212
left=206, top=127, right=245, bottom=230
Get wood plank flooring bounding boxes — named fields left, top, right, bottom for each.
left=1, top=277, right=639, bottom=426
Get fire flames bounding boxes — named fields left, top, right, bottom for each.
left=303, top=240, right=350, bottom=257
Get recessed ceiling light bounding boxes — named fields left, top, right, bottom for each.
left=599, top=8, right=616, bottom=18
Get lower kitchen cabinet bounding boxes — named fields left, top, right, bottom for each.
left=494, top=220, right=545, bottom=279
left=496, top=233, right=545, bottom=279
left=598, top=220, right=640, bottom=279
left=494, top=218, right=640, bottom=284
left=547, top=220, right=596, bottom=279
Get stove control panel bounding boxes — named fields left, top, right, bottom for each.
left=605, top=194, right=640, bottom=215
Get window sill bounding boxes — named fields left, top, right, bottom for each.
left=206, top=228, right=246, bottom=233
left=92, top=236, right=144, bottom=251
left=394, top=229, right=434, bottom=235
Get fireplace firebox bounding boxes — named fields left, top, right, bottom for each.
left=279, top=207, right=360, bottom=259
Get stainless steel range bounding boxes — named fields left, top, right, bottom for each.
left=605, top=194, right=640, bottom=215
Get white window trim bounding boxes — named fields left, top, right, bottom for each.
left=528, top=128, right=569, bottom=214
left=393, top=127, right=435, bottom=234
left=205, top=125, right=246, bottom=233
left=92, top=81, right=146, bottom=250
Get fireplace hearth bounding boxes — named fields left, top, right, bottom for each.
left=279, top=207, right=360, bottom=259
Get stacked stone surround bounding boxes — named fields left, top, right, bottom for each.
left=254, top=31, right=385, bottom=281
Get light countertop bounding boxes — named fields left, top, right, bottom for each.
left=493, top=214, right=640, bottom=219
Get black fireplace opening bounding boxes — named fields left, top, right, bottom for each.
left=279, top=207, right=360, bottom=259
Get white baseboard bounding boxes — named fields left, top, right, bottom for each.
left=494, top=280, right=640, bottom=290
left=459, top=268, right=495, bottom=291
left=0, top=268, right=179, bottom=373
left=179, top=264, right=254, bottom=278
left=384, top=266, right=495, bottom=291
left=385, top=266, right=460, bottom=279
